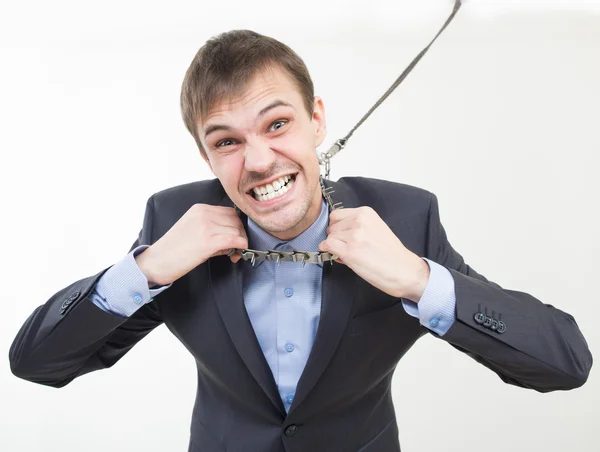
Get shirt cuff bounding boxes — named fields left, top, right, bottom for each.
left=89, top=245, right=172, bottom=317
left=401, top=257, right=456, bottom=336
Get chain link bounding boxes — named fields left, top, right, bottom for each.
left=227, top=176, right=343, bottom=267
left=317, top=139, right=347, bottom=179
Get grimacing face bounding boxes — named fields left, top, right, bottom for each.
left=198, top=65, right=327, bottom=241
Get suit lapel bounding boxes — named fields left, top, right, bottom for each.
left=208, top=192, right=286, bottom=416
left=289, top=178, right=361, bottom=414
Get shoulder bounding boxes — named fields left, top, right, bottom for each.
left=335, top=176, right=434, bottom=215
left=149, top=178, right=225, bottom=212
left=334, top=176, right=437, bottom=252
left=141, top=179, right=225, bottom=234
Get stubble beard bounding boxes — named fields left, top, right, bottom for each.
left=254, top=190, right=313, bottom=234
left=252, top=179, right=317, bottom=236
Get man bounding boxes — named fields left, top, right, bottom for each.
left=9, top=29, right=593, bottom=452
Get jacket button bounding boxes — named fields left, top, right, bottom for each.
left=474, top=312, right=485, bottom=324
left=497, top=321, right=507, bottom=334
left=284, top=425, right=298, bottom=437
left=483, top=316, right=493, bottom=328
left=68, top=291, right=80, bottom=301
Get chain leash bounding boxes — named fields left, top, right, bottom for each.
left=228, top=0, right=462, bottom=266
left=317, top=0, right=462, bottom=180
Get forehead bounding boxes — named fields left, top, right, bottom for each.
left=203, top=66, right=302, bottom=123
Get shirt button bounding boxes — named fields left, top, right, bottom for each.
left=286, top=395, right=294, bottom=404
left=132, top=293, right=143, bottom=304
left=285, top=343, right=294, bottom=352
left=284, top=287, right=294, bottom=297
left=429, top=317, right=440, bottom=328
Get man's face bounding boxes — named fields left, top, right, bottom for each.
left=199, top=66, right=327, bottom=239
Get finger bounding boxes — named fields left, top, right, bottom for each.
left=209, top=234, right=248, bottom=257
left=327, top=218, right=354, bottom=235
left=328, top=229, right=367, bottom=248
left=210, top=224, right=247, bottom=239
left=328, top=208, right=357, bottom=224
left=210, top=216, right=248, bottom=239
left=318, top=236, right=348, bottom=257
left=318, top=236, right=346, bottom=265
left=204, top=205, right=242, bottom=216
left=208, top=209, right=245, bottom=225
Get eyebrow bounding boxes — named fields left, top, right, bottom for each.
left=203, top=99, right=295, bottom=139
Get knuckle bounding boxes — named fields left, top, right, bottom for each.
left=351, top=230, right=366, bottom=246
left=359, top=206, right=374, bottom=217
left=192, top=203, right=207, bottom=215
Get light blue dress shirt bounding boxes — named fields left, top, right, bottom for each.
left=90, top=198, right=457, bottom=411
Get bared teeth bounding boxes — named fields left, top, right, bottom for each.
left=252, top=174, right=295, bottom=197
left=252, top=175, right=295, bottom=202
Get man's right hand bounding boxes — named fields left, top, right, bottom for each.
left=135, top=204, right=248, bottom=286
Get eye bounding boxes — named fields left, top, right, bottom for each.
left=216, top=138, right=236, bottom=148
left=269, top=119, right=288, bottom=132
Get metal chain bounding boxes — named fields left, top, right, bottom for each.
left=228, top=176, right=344, bottom=267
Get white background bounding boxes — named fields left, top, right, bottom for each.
left=1, top=0, right=598, bottom=450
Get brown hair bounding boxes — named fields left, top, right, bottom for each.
left=180, top=29, right=315, bottom=159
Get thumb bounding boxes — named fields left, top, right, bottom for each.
left=318, top=239, right=346, bottom=265
left=318, top=240, right=329, bottom=253
left=210, top=235, right=248, bottom=258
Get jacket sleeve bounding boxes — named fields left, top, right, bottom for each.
left=9, top=195, right=164, bottom=388
left=424, top=191, right=593, bottom=392
left=90, top=244, right=172, bottom=317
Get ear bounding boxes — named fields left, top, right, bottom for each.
left=312, top=96, right=327, bottom=148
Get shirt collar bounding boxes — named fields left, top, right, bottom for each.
left=247, top=198, right=329, bottom=267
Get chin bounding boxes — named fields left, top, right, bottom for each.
left=234, top=169, right=319, bottom=234
left=260, top=215, right=304, bottom=234
left=249, top=203, right=308, bottom=234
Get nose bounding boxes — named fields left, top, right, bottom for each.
left=244, top=137, right=276, bottom=174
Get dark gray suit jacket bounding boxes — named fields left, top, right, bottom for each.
left=9, top=176, right=593, bottom=452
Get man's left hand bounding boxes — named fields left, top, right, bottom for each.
left=318, top=206, right=430, bottom=302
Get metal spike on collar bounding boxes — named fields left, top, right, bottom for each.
left=228, top=176, right=343, bottom=267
